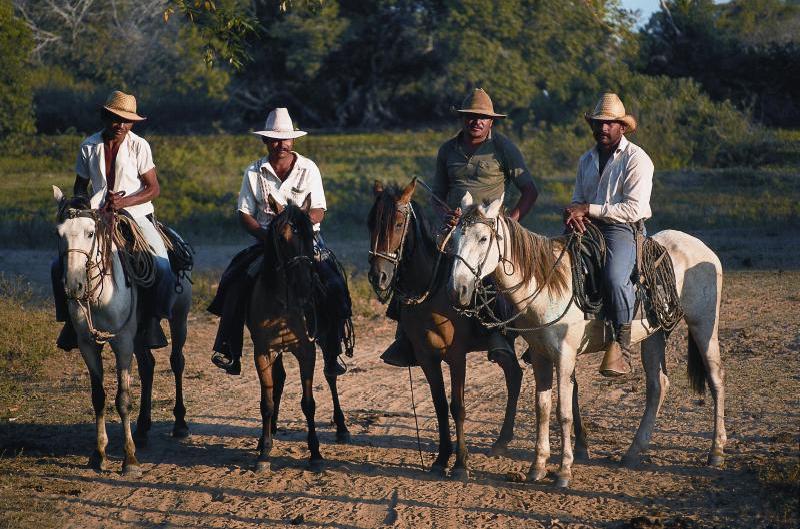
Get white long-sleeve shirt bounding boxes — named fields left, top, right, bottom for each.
left=572, top=135, right=653, bottom=224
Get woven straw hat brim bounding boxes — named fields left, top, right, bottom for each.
left=103, top=105, right=146, bottom=121
left=584, top=112, right=637, bottom=133
left=252, top=130, right=307, bottom=140
left=456, top=108, right=506, bottom=119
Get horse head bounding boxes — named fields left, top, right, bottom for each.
left=53, top=186, right=106, bottom=301
left=366, top=178, right=416, bottom=297
left=448, top=192, right=504, bottom=308
left=267, top=192, right=317, bottom=307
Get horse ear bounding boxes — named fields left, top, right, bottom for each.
left=483, top=194, right=504, bottom=218
left=459, top=191, right=474, bottom=210
left=300, top=193, right=312, bottom=213
left=89, top=188, right=104, bottom=210
left=398, top=177, right=417, bottom=205
left=267, top=193, right=284, bottom=214
left=373, top=180, right=384, bottom=196
left=52, top=185, right=64, bottom=207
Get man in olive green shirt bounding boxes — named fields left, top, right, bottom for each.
left=381, top=88, right=538, bottom=367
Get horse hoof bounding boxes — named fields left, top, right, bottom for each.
left=526, top=467, right=547, bottom=482
left=172, top=424, right=190, bottom=439
left=555, top=475, right=570, bottom=488
left=122, top=464, right=142, bottom=478
left=308, top=459, right=324, bottom=473
left=88, top=452, right=108, bottom=472
left=336, top=431, right=352, bottom=444
left=621, top=455, right=640, bottom=469
left=708, top=453, right=724, bottom=468
left=256, top=460, right=271, bottom=473
left=450, top=467, right=469, bottom=481
left=257, top=437, right=265, bottom=452
left=430, top=464, right=447, bottom=478
left=489, top=442, right=510, bottom=457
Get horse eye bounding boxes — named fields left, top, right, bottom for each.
left=395, top=222, right=403, bottom=229
left=87, top=231, right=95, bottom=239
left=479, top=236, right=488, bottom=243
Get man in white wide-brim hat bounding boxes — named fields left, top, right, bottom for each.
left=564, top=92, right=654, bottom=377
left=208, top=108, right=350, bottom=377
left=52, top=90, right=176, bottom=351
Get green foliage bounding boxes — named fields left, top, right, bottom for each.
left=0, top=0, right=35, bottom=145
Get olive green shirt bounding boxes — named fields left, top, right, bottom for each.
left=432, top=131, right=535, bottom=209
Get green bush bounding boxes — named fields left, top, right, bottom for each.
left=0, top=0, right=35, bottom=146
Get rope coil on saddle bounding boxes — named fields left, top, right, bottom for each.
left=155, top=219, right=195, bottom=292
left=640, top=238, right=684, bottom=332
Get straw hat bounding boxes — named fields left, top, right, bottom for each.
left=584, top=93, right=637, bottom=133
left=456, top=88, right=506, bottom=119
left=103, top=90, right=146, bottom=121
left=253, top=108, right=307, bottom=139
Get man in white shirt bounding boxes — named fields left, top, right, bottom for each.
left=208, top=108, right=349, bottom=377
left=53, top=90, right=175, bottom=350
left=564, top=93, right=654, bottom=377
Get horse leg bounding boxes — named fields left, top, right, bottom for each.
left=572, top=372, right=590, bottom=462
left=527, top=353, right=553, bottom=483
left=688, top=321, right=726, bottom=467
left=81, top=343, right=109, bottom=472
left=270, top=355, right=286, bottom=435
left=554, top=355, right=577, bottom=488
left=418, top=356, right=451, bottom=477
left=623, top=331, right=669, bottom=468
left=168, top=313, right=189, bottom=438
left=254, top=350, right=276, bottom=473
left=133, top=342, right=155, bottom=445
left=489, top=350, right=523, bottom=456
left=448, top=356, right=469, bottom=480
left=325, top=373, right=351, bottom=444
left=299, top=350, right=323, bottom=471
left=114, top=342, right=141, bottom=477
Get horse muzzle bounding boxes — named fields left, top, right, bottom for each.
left=447, top=276, right=474, bottom=309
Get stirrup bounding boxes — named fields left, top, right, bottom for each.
left=211, top=351, right=241, bottom=376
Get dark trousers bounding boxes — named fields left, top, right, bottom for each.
left=597, top=222, right=639, bottom=327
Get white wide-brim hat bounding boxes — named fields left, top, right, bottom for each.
left=253, top=107, right=307, bottom=139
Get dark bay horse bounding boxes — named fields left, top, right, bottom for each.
left=247, top=194, right=349, bottom=473
left=53, top=186, right=192, bottom=476
left=367, top=179, right=523, bottom=479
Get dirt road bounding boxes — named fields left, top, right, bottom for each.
left=0, top=258, right=798, bottom=527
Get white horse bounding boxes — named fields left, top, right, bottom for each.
left=53, top=186, right=192, bottom=476
left=448, top=194, right=725, bottom=488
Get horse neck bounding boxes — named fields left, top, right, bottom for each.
left=396, top=209, right=437, bottom=292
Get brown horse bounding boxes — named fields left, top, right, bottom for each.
left=367, top=179, right=523, bottom=479
left=247, top=194, right=349, bottom=473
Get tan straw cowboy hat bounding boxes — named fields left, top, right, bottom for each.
left=253, top=108, right=307, bottom=139
left=584, top=92, right=637, bottom=133
left=103, top=90, right=146, bottom=121
left=456, top=88, right=506, bottom=119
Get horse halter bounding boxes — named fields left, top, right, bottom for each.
left=453, top=211, right=503, bottom=284
left=58, top=207, right=109, bottom=304
left=368, top=201, right=417, bottom=303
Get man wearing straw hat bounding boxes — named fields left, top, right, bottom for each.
left=564, top=92, right=654, bottom=377
left=53, top=90, right=175, bottom=350
left=380, top=88, right=539, bottom=367
left=208, top=107, right=350, bottom=377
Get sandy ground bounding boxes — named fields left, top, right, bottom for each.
left=0, top=245, right=798, bottom=528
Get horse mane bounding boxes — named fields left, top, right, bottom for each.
left=464, top=205, right=569, bottom=297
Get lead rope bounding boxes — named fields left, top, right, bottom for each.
left=407, top=366, right=426, bottom=470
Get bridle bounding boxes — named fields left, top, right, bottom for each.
left=452, top=210, right=577, bottom=333
left=58, top=206, right=134, bottom=343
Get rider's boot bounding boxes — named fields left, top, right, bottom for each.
left=212, top=349, right=241, bottom=376
left=56, top=320, right=78, bottom=351
left=487, top=330, right=516, bottom=363
left=322, top=344, right=347, bottom=377
left=380, top=326, right=417, bottom=367
left=599, top=323, right=632, bottom=377
left=142, top=317, right=169, bottom=349
left=520, top=347, right=533, bottom=365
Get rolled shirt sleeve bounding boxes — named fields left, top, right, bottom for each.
left=134, top=138, right=156, bottom=175
left=237, top=167, right=258, bottom=217
left=497, top=136, right=535, bottom=192
left=304, top=162, right=327, bottom=211
left=431, top=144, right=449, bottom=202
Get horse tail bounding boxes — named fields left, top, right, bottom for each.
left=687, top=331, right=707, bottom=395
